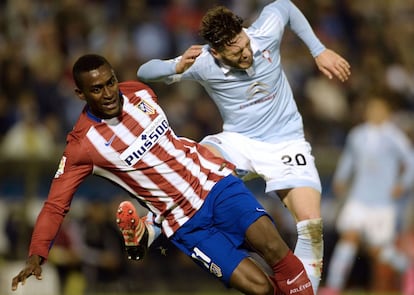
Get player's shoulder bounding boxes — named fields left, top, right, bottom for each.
left=200, top=45, right=211, bottom=58
left=384, top=122, right=411, bottom=144
left=119, top=80, right=158, bottom=104
left=66, top=108, right=94, bottom=144
left=190, top=45, right=224, bottom=78
left=192, top=46, right=215, bottom=67
left=247, top=14, right=284, bottom=42
left=346, top=124, right=366, bottom=143
left=119, top=80, right=152, bottom=94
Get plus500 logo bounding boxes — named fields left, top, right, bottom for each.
left=120, top=115, right=169, bottom=166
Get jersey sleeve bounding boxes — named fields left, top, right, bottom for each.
left=333, top=130, right=356, bottom=184
left=119, top=80, right=159, bottom=104
left=28, top=137, right=94, bottom=261
left=137, top=46, right=209, bottom=85
left=264, top=0, right=325, bottom=57
left=137, top=58, right=180, bottom=84
left=391, top=127, right=414, bottom=192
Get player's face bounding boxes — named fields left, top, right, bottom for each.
left=75, top=64, right=123, bottom=119
left=365, top=99, right=390, bottom=124
left=213, top=31, right=253, bottom=69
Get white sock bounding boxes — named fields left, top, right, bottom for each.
left=145, top=211, right=162, bottom=247
left=294, top=218, right=323, bottom=294
left=325, top=240, right=357, bottom=290
left=380, top=244, right=409, bottom=272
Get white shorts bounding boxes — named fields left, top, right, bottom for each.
left=201, top=132, right=321, bottom=193
left=336, top=199, right=397, bottom=247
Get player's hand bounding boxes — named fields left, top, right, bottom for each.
left=11, top=255, right=43, bottom=291
left=176, top=45, right=204, bottom=74
left=332, top=181, right=347, bottom=198
left=315, top=49, right=351, bottom=82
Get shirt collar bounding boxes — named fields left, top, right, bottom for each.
left=86, top=106, right=102, bottom=123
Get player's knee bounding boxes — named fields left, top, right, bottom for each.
left=295, top=209, right=321, bottom=221
left=297, top=218, right=323, bottom=243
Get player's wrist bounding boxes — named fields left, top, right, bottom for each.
left=175, top=62, right=184, bottom=74
left=27, top=254, right=44, bottom=265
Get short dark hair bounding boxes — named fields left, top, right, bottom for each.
left=72, top=54, right=111, bottom=89
left=199, top=6, right=244, bottom=51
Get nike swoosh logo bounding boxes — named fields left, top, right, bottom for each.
left=256, top=208, right=266, bottom=212
left=286, top=270, right=304, bottom=285
left=105, top=134, right=116, bottom=147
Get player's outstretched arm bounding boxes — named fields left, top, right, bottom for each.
left=315, top=49, right=351, bottom=82
left=137, top=45, right=203, bottom=82
left=11, top=255, right=43, bottom=291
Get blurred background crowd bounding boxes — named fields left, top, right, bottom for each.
left=0, top=0, right=414, bottom=294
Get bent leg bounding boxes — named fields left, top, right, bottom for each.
left=278, top=187, right=323, bottom=294
left=245, top=215, right=314, bottom=294
left=230, top=258, right=274, bottom=295
left=323, top=231, right=359, bottom=292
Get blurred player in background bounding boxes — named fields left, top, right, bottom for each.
left=320, top=96, right=414, bottom=294
left=11, top=54, right=314, bottom=295
left=137, top=0, right=351, bottom=292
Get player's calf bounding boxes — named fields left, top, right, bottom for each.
left=272, top=250, right=314, bottom=295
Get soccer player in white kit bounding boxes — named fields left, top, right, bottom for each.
left=320, top=97, right=414, bottom=294
left=137, top=0, right=351, bottom=293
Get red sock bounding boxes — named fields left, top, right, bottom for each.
left=268, top=275, right=283, bottom=295
left=271, top=250, right=314, bottom=295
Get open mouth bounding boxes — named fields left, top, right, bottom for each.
left=103, top=98, right=118, bottom=110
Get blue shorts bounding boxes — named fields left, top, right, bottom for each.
left=170, top=175, right=270, bottom=286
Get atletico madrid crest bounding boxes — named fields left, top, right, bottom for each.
left=210, top=263, right=223, bottom=278
left=136, top=99, right=155, bottom=114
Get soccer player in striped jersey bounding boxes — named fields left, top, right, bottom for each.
left=11, top=54, right=314, bottom=295
left=137, top=1, right=351, bottom=293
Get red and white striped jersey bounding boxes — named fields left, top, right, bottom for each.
left=29, top=81, right=234, bottom=259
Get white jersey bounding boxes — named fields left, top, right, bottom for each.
left=334, top=121, right=414, bottom=206
left=137, top=0, right=325, bottom=144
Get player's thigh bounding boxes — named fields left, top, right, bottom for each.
left=336, top=200, right=366, bottom=235
left=252, top=140, right=322, bottom=194
left=340, top=230, right=362, bottom=244
left=200, top=132, right=253, bottom=170
left=365, top=207, right=397, bottom=247
left=171, top=228, right=250, bottom=286
left=245, top=215, right=289, bottom=263
left=277, top=187, right=321, bottom=221
left=210, top=176, right=269, bottom=239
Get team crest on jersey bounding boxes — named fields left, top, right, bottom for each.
left=210, top=263, right=223, bottom=278
left=136, top=99, right=155, bottom=114
left=262, top=49, right=272, bottom=63
left=246, top=81, right=270, bottom=100
left=54, top=156, right=67, bottom=178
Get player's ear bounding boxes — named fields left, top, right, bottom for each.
left=210, top=48, right=220, bottom=59
left=75, top=88, right=86, bottom=101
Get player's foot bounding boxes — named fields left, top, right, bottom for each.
left=116, top=200, right=157, bottom=260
